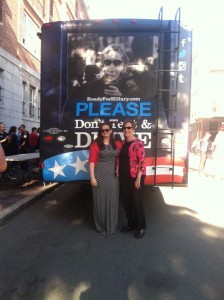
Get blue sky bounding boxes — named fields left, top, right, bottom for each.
left=86, top=0, right=223, bottom=30
left=86, top=0, right=182, bottom=20
left=86, top=0, right=224, bottom=56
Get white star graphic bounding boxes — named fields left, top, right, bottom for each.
left=48, top=160, right=66, bottom=179
left=69, top=155, right=88, bottom=175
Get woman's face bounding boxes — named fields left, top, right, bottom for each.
left=103, top=50, right=124, bottom=83
left=0, top=124, right=4, bottom=133
left=123, top=122, right=134, bottom=139
left=100, top=125, right=112, bottom=138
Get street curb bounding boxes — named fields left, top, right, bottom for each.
left=0, top=182, right=61, bottom=227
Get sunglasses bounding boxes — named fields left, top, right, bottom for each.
left=123, top=126, right=133, bottom=130
left=100, top=128, right=110, bottom=133
left=104, top=59, right=123, bottom=66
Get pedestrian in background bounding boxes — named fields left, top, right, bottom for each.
left=198, top=132, right=211, bottom=176
left=119, top=119, right=146, bottom=239
left=8, top=126, right=19, bottom=155
left=18, top=124, right=30, bottom=170
left=212, top=126, right=224, bottom=180
left=0, top=122, right=11, bottom=155
left=0, top=143, right=7, bottom=174
left=35, top=127, right=40, bottom=151
left=29, top=127, right=39, bottom=152
left=89, top=122, right=122, bottom=234
left=18, top=124, right=30, bottom=154
left=191, top=138, right=200, bottom=155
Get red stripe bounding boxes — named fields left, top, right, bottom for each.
left=144, top=156, right=186, bottom=184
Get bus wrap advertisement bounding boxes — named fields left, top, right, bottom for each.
left=40, top=19, right=192, bottom=186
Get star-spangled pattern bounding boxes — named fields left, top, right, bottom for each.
left=69, top=155, right=88, bottom=175
left=43, top=150, right=90, bottom=182
left=48, top=160, right=66, bottom=179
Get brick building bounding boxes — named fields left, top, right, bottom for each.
left=0, top=0, right=89, bottom=132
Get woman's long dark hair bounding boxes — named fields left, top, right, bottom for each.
left=8, top=126, right=17, bottom=134
left=96, top=122, right=117, bottom=150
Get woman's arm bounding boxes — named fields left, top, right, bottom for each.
left=89, top=142, right=99, bottom=187
left=137, top=141, right=146, bottom=173
left=0, top=143, right=7, bottom=173
left=135, top=170, right=142, bottom=189
left=89, top=162, right=97, bottom=187
left=134, top=141, right=146, bottom=189
left=89, top=142, right=99, bottom=165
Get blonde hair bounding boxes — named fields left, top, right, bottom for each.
left=96, top=44, right=129, bottom=80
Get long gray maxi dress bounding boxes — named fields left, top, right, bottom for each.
left=92, top=144, right=119, bottom=234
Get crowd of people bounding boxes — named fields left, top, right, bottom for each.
left=0, top=122, right=40, bottom=157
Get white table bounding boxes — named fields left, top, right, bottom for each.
left=5, top=153, right=40, bottom=185
left=6, top=152, right=40, bottom=162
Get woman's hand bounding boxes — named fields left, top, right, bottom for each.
left=91, top=178, right=97, bottom=187
left=104, top=85, right=122, bottom=96
left=135, top=178, right=141, bottom=189
left=135, top=172, right=142, bottom=189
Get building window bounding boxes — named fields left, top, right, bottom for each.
left=22, top=82, right=27, bottom=116
left=0, top=86, right=2, bottom=101
left=38, top=90, right=40, bottom=119
left=0, top=0, right=3, bottom=24
left=29, top=86, right=35, bottom=117
left=0, top=69, right=4, bottom=102
left=23, top=12, right=40, bottom=58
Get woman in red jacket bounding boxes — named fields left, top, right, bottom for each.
left=89, top=122, right=122, bottom=234
left=119, top=119, right=146, bottom=239
left=0, top=143, right=7, bottom=173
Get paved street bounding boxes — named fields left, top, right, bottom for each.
left=0, top=168, right=224, bottom=300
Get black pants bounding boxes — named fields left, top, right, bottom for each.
left=19, top=149, right=30, bottom=170
left=120, top=175, right=146, bottom=231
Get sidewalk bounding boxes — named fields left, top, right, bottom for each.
left=188, top=152, right=215, bottom=177
left=0, top=178, right=60, bottom=226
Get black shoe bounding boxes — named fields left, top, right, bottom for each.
left=121, top=226, right=133, bottom=233
left=135, top=229, right=145, bottom=239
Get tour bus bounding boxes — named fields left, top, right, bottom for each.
left=40, top=8, right=192, bottom=187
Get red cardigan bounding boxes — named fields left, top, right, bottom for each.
left=124, top=138, right=146, bottom=178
